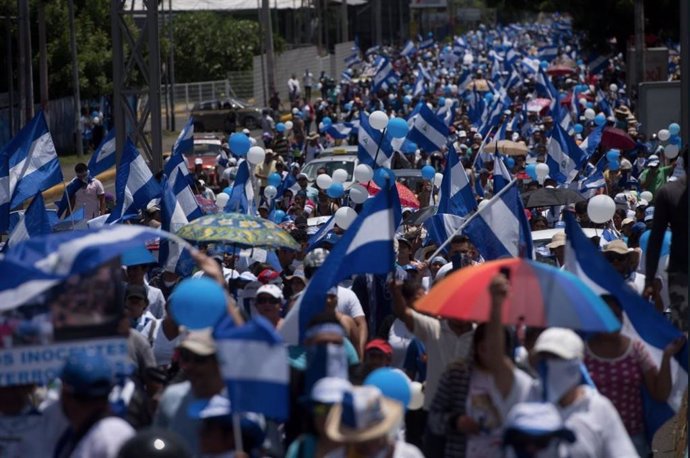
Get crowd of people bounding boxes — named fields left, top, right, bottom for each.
left=0, top=12, right=687, bottom=458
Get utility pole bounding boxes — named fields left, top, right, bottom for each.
left=374, top=0, right=382, bottom=46
left=17, top=0, right=33, bottom=125
left=340, top=0, right=347, bottom=43
left=681, top=0, right=689, bottom=143
left=168, top=0, right=176, bottom=131
left=5, top=16, right=15, bottom=136
left=68, top=0, right=83, bottom=158
left=633, top=0, right=645, bottom=99
left=261, top=0, right=276, bottom=98
left=38, top=0, right=48, bottom=111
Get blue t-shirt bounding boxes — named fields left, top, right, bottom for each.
left=403, top=337, right=427, bottom=382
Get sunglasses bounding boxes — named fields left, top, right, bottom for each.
left=178, top=349, right=214, bottom=365
left=604, top=252, right=627, bottom=262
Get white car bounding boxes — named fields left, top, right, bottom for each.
left=301, top=146, right=358, bottom=188
left=532, top=227, right=598, bottom=266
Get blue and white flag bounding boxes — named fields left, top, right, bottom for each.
left=521, top=57, right=541, bottom=75
left=0, top=111, right=63, bottom=231
left=0, top=258, right=62, bottom=312
left=504, top=47, right=521, bottom=70
left=546, top=121, right=586, bottom=184
left=493, top=155, right=513, bottom=193
left=418, top=34, right=434, bottom=50
left=464, top=181, right=533, bottom=260
left=587, top=54, right=610, bottom=75
left=52, top=207, right=87, bottom=232
left=107, top=139, right=162, bottom=223
left=87, top=128, right=117, bottom=177
left=164, top=117, right=194, bottom=178
left=579, top=124, right=604, bottom=158
left=417, top=63, right=432, bottom=82
left=372, top=58, right=394, bottom=92
left=306, top=215, right=336, bottom=252
left=438, top=145, right=476, bottom=216
left=537, top=44, right=559, bottom=62
left=577, top=163, right=606, bottom=198
left=357, top=112, right=393, bottom=168
left=215, top=316, right=289, bottom=420
left=401, top=40, right=417, bottom=57
left=413, top=72, right=426, bottom=97
left=325, top=122, right=355, bottom=140
left=159, top=173, right=196, bottom=276
left=534, top=67, right=559, bottom=106
left=345, top=52, right=362, bottom=67
left=424, top=213, right=465, bottom=246
left=406, top=103, right=449, bottom=153
left=563, top=213, right=688, bottom=439
left=279, top=181, right=402, bottom=344
left=225, top=159, right=255, bottom=214
left=6, top=194, right=51, bottom=248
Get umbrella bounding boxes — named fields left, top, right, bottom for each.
left=466, top=79, right=490, bottom=92
left=546, top=64, right=577, bottom=77
left=601, top=126, right=636, bottom=151
left=415, top=258, right=620, bottom=332
left=526, top=98, right=552, bottom=115
left=483, top=140, right=529, bottom=156
left=403, top=206, right=437, bottom=225
left=522, top=188, right=585, bottom=208
left=176, top=213, right=300, bottom=250
left=365, top=181, right=420, bottom=209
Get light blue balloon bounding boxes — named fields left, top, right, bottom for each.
left=573, top=123, right=584, bottom=134
left=606, top=149, right=620, bottom=162
left=364, top=368, right=411, bottom=409
left=344, top=102, right=353, bottom=111
left=608, top=159, right=620, bottom=171
left=170, top=277, right=227, bottom=330
left=267, top=172, right=281, bottom=187
left=229, top=132, right=250, bottom=156
left=272, top=209, right=286, bottom=223
left=421, top=165, right=436, bottom=181
left=669, top=123, right=681, bottom=136
left=403, top=95, right=412, bottom=105
left=438, top=97, right=446, bottom=107
left=322, top=116, right=333, bottom=127
left=484, top=92, right=494, bottom=102
left=526, top=163, right=537, bottom=180
left=594, top=113, right=606, bottom=127
left=444, top=85, right=452, bottom=96
left=586, top=102, right=594, bottom=109
left=540, top=60, right=549, bottom=69
left=373, top=167, right=395, bottom=188
left=326, top=182, right=344, bottom=199
left=387, top=117, right=409, bottom=139
left=504, top=156, right=515, bottom=169
left=276, top=122, right=286, bottom=133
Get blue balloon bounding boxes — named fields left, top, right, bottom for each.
left=229, top=132, right=250, bottom=156
left=594, top=113, right=606, bottom=127
left=267, top=172, right=282, bottom=187
left=438, top=97, right=446, bottom=107
left=444, top=85, right=452, bottom=96
left=387, top=117, right=409, bottom=139
left=373, top=167, right=395, bottom=188
left=573, top=123, right=584, bottom=134
left=669, top=123, right=681, bottom=136
left=326, top=182, right=344, bottom=199
left=344, top=102, right=353, bottom=111
left=608, top=159, right=620, bottom=171
left=322, top=116, right=333, bottom=127
left=585, top=102, right=594, bottom=109
left=605, top=149, right=620, bottom=162
left=540, top=60, right=549, bottom=69
left=421, top=165, right=436, bottom=181
left=170, top=277, right=227, bottom=330
left=364, top=368, right=411, bottom=408
left=276, top=122, right=286, bottom=133
left=526, top=163, right=537, bottom=180
left=403, top=95, right=412, bottom=105
left=670, top=135, right=682, bottom=146
left=272, top=209, right=286, bottom=223
left=484, top=92, right=494, bottom=103
left=504, top=156, right=515, bottom=169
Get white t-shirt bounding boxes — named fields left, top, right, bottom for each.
left=410, top=310, right=474, bottom=410
left=142, top=319, right=183, bottom=367
left=73, top=178, right=105, bottom=219
left=70, top=417, right=135, bottom=458
left=336, top=286, right=365, bottom=319
left=145, top=285, right=166, bottom=319
left=388, top=318, right=414, bottom=369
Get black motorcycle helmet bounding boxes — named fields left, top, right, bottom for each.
left=117, top=428, right=192, bottom=458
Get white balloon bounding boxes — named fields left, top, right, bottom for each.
left=349, top=184, right=369, bottom=204
left=354, top=164, right=374, bottom=183
left=444, top=98, right=453, bottom=108
left=640, top=191, right=653, bottom=202
left=584, top=108, right=596, bottom=121
left=263, top=185, right=277, bottom=200
left=284, top=120, right=294, bottom=131
left=657, top=129, right=670, bottom=142
left=408, top=381, right=424, bottom=410
left=215, top=192, right=229, bottom=208
left=664, top=144, right=680, bottom=159
left=369, top=110, right=389, bottom=130
left=535, top=163, right=550, bottom=184
left=587, top=194, right=616, bottom=224
left=609, top=83, right=618, bottom=92
left=434, top=172, right=443, bottom=187
left=332, top=168, right=348, bottom=183
left=334, top=206, right=358, bottom=230
left=249, top=137, right=257, bottom=146
left=246, top=146, right=265, bottom=165
left=579, top=98, right=588, bottom=107
left=318, top=122, right=325, bottom=132
left=316, top=173, right=333, bottom=190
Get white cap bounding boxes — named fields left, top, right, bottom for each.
left=647, top=155, right=660, bottom=167
left=243, top=128, right=251, bottom=135
left=255, top=284, right=284, bottom=300
left=195, top=158, right=203, bottom=165
left=533, top=327, right=584, bottom=360
left=311, top=377, right=353, bottom=404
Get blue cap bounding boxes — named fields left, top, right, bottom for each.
left=60, top=351, right=114, bottom=398
left=644, top=206, right=655, bottom=222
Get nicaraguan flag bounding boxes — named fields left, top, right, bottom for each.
left=419, top=34, right=434, bottom=50
left=225, top=159, right=255, bottom=214
left=215, top=316, right=290, bottom=420
left=563, top=213, right=688, bottom=440
left=438, top=145, right=476, bottom=216
left=521, top=57, right=540, bottom=75
left=345, top=52, right=362, bottom=67
left=107, top=139, right=162, bottom=223
left=417, top=63, right=432, bottom=82
left=170, top=165, right=203, bottom=222
left=164, top=117, right=194, bottom=178
left=159, top=173, right=195, bottom=276
left=406, top=103, right=449, bottom=153
left=479, top=100, right=505, bottom=138
left=306, top=215, right=336, bottom=252
left=87, top=128, right=117, bottom=177
left=401, top=40, right=416, bottom=57
left=538, top=44, right=559, bottom=62
left=0, top=258, right=62, bottom=312
left=51, top=207, right=87, bottom=232
left=535, top=67, right=559, bottom=107
left=6, top=194, right=51, bottom=248
left=425, top=213, right=465, bottom=246
left=578, top=124, right=604, bottom=158
left=279, top=181, right=401, bottom=344
left=413, top=72, right=426, bottom=97
left=0, top=111, right=63, bottom=231
left=326, top=122, right=354, bottom=140
left=372, top=58, right=394, bottom=92
left=493, top=155, right=513, bottom=193
left=587, top=54, right=610, bottom=75
left=546, top=121, right=586, bottom=184
left=504, top=47, right=521, bottom=70
left=357, top=112, right=393, bottom=168
left=464, top=181, right=533, bottom=260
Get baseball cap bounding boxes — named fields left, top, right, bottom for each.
left=365, top=338, right=393, bottom=356
left=613, top=193, right=628, bottom=206
left=396, top=237, right=412, bottom=249
left=257, top=269, right=281, bottom=285
left=60, top=351, right=114, bottom=398
left=621, top=217, right=635, bottom=226
left=311, top=377, right=353, bottom=404
left=644, top=206, right=655, bottom=222
left=179, top=328, right=216, bottom=356
left=545, top=232, right=566, bottom=249
left=647, top=155, right=660, bottom=167
left=620, top=158, right=632, bottom=170
left=603, top=239, right=629, bottom=255
left=255, top=284, right=284, bottom=300
left=242, top=128, right=250, bottom=135
left=533, top=327, right=584, bottom=360
left=125, top=284, right=148, bottom=301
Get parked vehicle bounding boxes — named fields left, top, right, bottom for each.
left=191, top=98, right=263, bottom=133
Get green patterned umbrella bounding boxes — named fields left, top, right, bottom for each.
left=176, top=213, right=300, bottom=250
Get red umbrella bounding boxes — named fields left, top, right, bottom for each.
left=527, top=98, right=552, bottom=115
left=546, top=64, right=577, bottom=77
left=364, top=181, right=420, bottom=209
left=601, top=126, right=636, bottom=151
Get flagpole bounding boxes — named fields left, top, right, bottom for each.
left=371, top=126, right=387, bottom=167
left=232, top=413, right=244, bottom=454
left=427, top=178, right=518, bottom=260
left=61, top=181, right=77, bottom=231
left=470, top=124, right=497, bottom=169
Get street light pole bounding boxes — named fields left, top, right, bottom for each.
left=67, top=0, right=83, bottom=158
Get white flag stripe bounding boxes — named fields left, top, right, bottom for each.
left=345, top=209, right=392, bottom=255
left=0, top=279, right=60, bottom=312
left=480, top=197, right=519, bottom=256
left=217, top=340, right=289, bottom=383
left=9, top=132, right=56, bottom=192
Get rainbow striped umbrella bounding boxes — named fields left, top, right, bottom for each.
left=416, top=258, right=620, bottom=332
